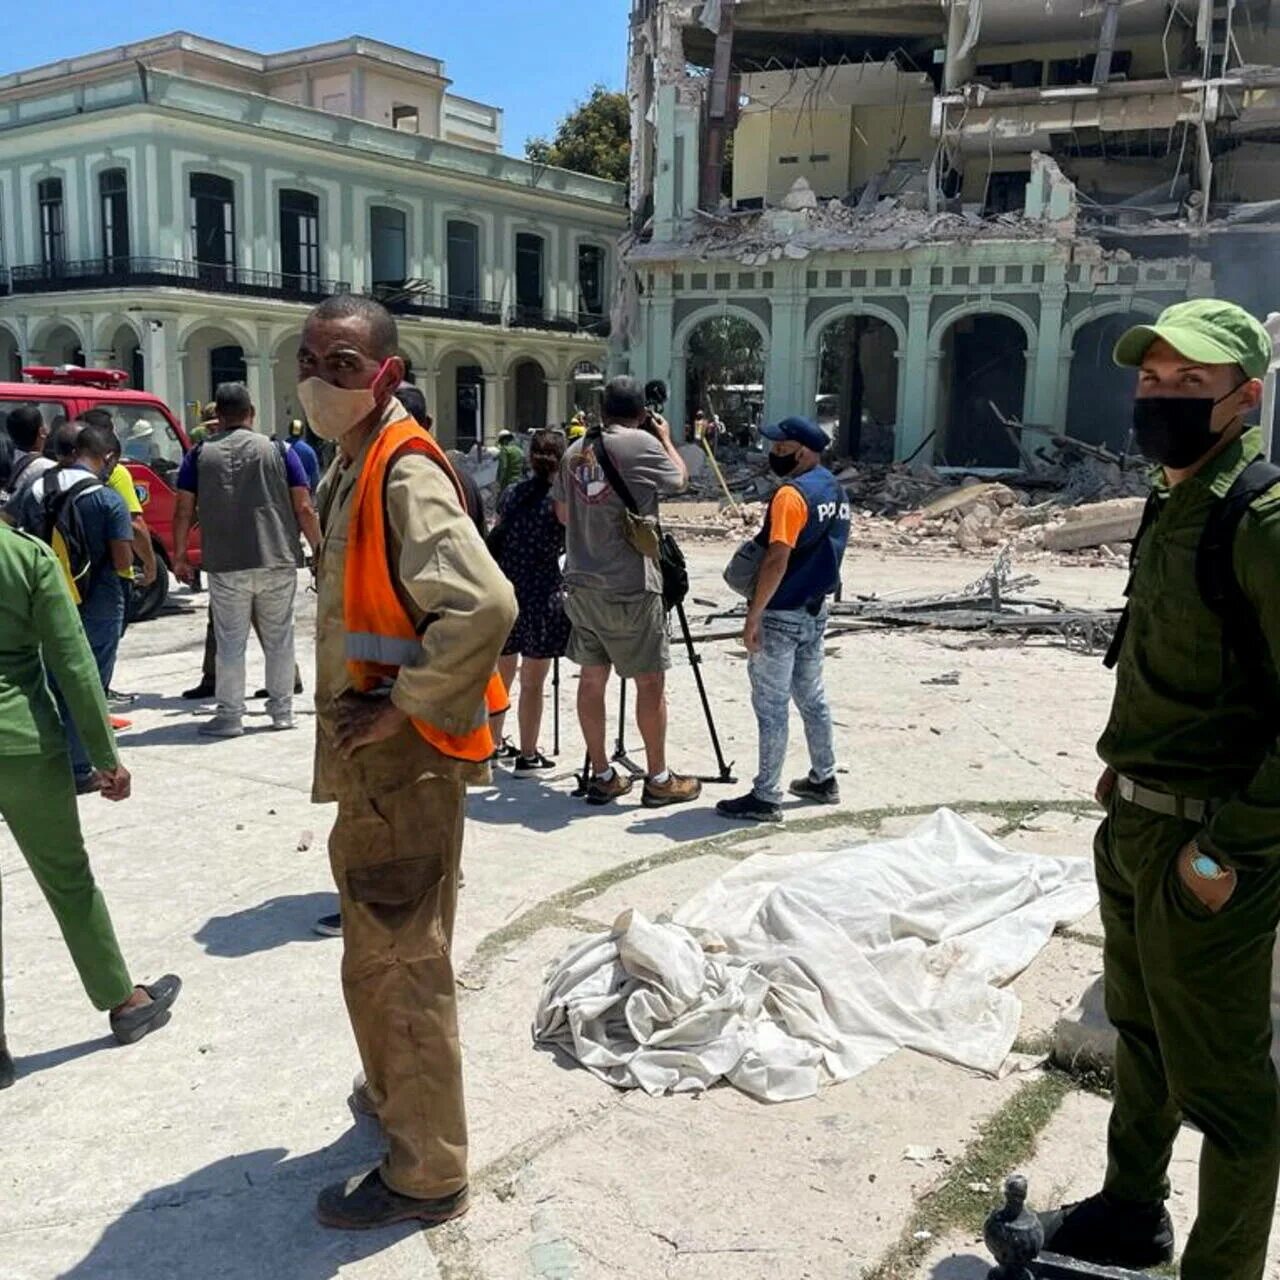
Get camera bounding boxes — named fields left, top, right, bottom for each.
left=643, top=380, right=668, bottom=437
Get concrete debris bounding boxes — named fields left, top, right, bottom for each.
left=1041, top=498, right=1146, bottom=553
left=627, top=195, right=1056, bottom=266
left=781, top=176, right=818, bottom=212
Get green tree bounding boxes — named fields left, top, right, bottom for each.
left=526, top=86, right=630, bottom=186
left=686, top=317, right=764, bottom=428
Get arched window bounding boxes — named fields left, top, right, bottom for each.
left=38, top=177, right=65, bottom=270
left=99, top=169, right=130, bottom=267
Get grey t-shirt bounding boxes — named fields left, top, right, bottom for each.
left=553, top=424, right=685, bottom=596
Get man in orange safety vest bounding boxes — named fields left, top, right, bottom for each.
left=299, top=294, right=515, bottom=1231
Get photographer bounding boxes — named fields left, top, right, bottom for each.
left=553, top=375, right=700, bottom=808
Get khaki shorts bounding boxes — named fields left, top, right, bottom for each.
left=564, top=586, right=670, bottom=677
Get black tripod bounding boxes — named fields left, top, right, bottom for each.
left=572, top=600, right=736, bottom=795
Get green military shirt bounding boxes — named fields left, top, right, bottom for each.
left=0, top=523, right=118, bottom=768
left=1098, top=426, right=1280, bottom=868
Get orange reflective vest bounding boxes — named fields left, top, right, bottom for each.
left=345, top=417, right=494, bottom=762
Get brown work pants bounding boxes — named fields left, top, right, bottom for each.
left=328, top=773, right=467, bottom=1199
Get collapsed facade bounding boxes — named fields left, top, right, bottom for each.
left=621, top=0, right=1280, bottom=465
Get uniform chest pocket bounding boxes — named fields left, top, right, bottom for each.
left=1132, top=552, right=1224, bottom=695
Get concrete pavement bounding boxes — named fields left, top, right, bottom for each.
left=0, top=544, right=1262, bottom=1279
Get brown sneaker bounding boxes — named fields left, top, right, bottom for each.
left=586, top=770, right=635, bottom=806
left=642, top=771, right=702, bottom=808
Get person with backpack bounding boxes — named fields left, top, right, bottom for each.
left=171, top=382, right=319, bottom=738
left=1, top=405, right=55, bottom=510
left=13, top=421, right=134, bottom=793
left=1035, top=300, right=1280, bottom=1280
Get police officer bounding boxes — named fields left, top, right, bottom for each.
left=1038, top=299, right=1280, bottom=1280
left=716, top=416, right=850, bottom=823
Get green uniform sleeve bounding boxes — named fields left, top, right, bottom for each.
left=1203, top=497, right=1280, bottom=867
left=30, top=550, right=119, bottom=772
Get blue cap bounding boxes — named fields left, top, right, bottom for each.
left=761, top=416, right=830, bottom=452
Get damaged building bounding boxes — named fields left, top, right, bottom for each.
left=621, top=0, right=1280, bottom=466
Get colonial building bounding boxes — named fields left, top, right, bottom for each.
left=623, top=0, right=1280, bottom=465
left=0, top=33, right=627, bottom=445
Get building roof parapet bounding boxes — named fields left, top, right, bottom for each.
left=0, top=31, right=449, bottom=93
left=0, top=68, right=626, bottom=213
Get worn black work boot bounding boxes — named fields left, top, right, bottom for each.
left=1037, top=1191, right=1174, bottom=1269
left=316, top=1168, right=469, bottom=1231
left=789, top=773, right=840, bottom=805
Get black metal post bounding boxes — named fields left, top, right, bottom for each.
left=552, top=657, right=561, bottom=756
left=673, top=601, right=735, bottom=784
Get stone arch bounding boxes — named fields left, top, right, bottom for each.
left=176, top=313, right=258, bottom=356
left=180, top=322, right=255, bottom=423
left=928, top=299, right=1038, bottom=355
left=805, top=301, right=907, bottom=353
left=29, top=315, right=88, bottom=358
left=1063, top=299, right=1164, bottom=450
left=91, top=312, right=143, bottom=351
left=677, top=305, right=770, bottom=442
left=502, top=348, right=557, bottom=378
left=1061, top=296, right=1162, bottom=346
left=673, top=303, right=771, bottom=358
left=933, top=308, right=1035, bottom=467
left=435, top=343, right=496, bottom=378
left=810, top=305, right=906, bottom=461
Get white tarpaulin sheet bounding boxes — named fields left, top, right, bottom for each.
left=532, top=809, right=1097, bottom=1102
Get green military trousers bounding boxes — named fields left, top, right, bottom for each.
left=1097, top=794, right=1280, bottom=1280
left=0, top=751, right=133, bottom=1049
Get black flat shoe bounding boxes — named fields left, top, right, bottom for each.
left=110, top=974, right=183, bottom=1046
left=316, top=1168, right=469, bottom=1231
left=181, top=682, right=215, bottom=700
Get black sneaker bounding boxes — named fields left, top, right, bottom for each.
left=513, top=752, right=555, bottom=778
left=254, top=676, right=305, bottom=698
left=182, top=681, right=215, bottom=700
left=715, top=792, right=782, bottom=823
left=313, top=913, right=343, bottom=938
left=490, top=738, right=519, bottom=764
left=106, top=688, right=138, bottom=710
left=1038, top=1192, right=1175, bottom=1269
left=789, top=773, right=840, bottom=805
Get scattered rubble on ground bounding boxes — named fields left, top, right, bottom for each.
left=665, top=431, right=1150, bottom=565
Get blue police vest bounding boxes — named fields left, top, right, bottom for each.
left=763, top=466, right=851, bottom=612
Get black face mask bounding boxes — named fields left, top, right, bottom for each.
left=1132, top=387, right=1242, bottom=469
left=768, top=450, right=800, bottom=477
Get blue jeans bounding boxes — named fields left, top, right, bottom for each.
left=748, top=607, right=836, bottom=805
left=56, top=607, right=123, bottom=783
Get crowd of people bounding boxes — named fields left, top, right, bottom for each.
left=5, top=294, right=1280, bottom=1277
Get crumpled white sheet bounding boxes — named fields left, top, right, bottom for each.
left=531, top=809, right=1097, bottom=1102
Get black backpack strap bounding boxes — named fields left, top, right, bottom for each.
left=586, top=428, right=641, bottom=516
left=1196, top=457, right=1280, bottom=673
left=1102, top=490, right=1163, bottom=669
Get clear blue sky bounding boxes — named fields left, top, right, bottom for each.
left=0, top=0, right=631, bottom=156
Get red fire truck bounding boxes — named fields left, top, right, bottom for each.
left=0, top=365, right=200, bottom=621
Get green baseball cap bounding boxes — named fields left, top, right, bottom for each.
left=1114, top=299, right=1273, bottom=380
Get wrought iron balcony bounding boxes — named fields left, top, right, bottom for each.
left=7, top=257, right=349, bottom=302
left=370, top=282, right=506, bottom=326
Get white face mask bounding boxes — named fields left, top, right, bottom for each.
left=296, top=377, right=378, bottom=441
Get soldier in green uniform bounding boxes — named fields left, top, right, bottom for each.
left=1039, top=299, right=1280, bottom=1279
